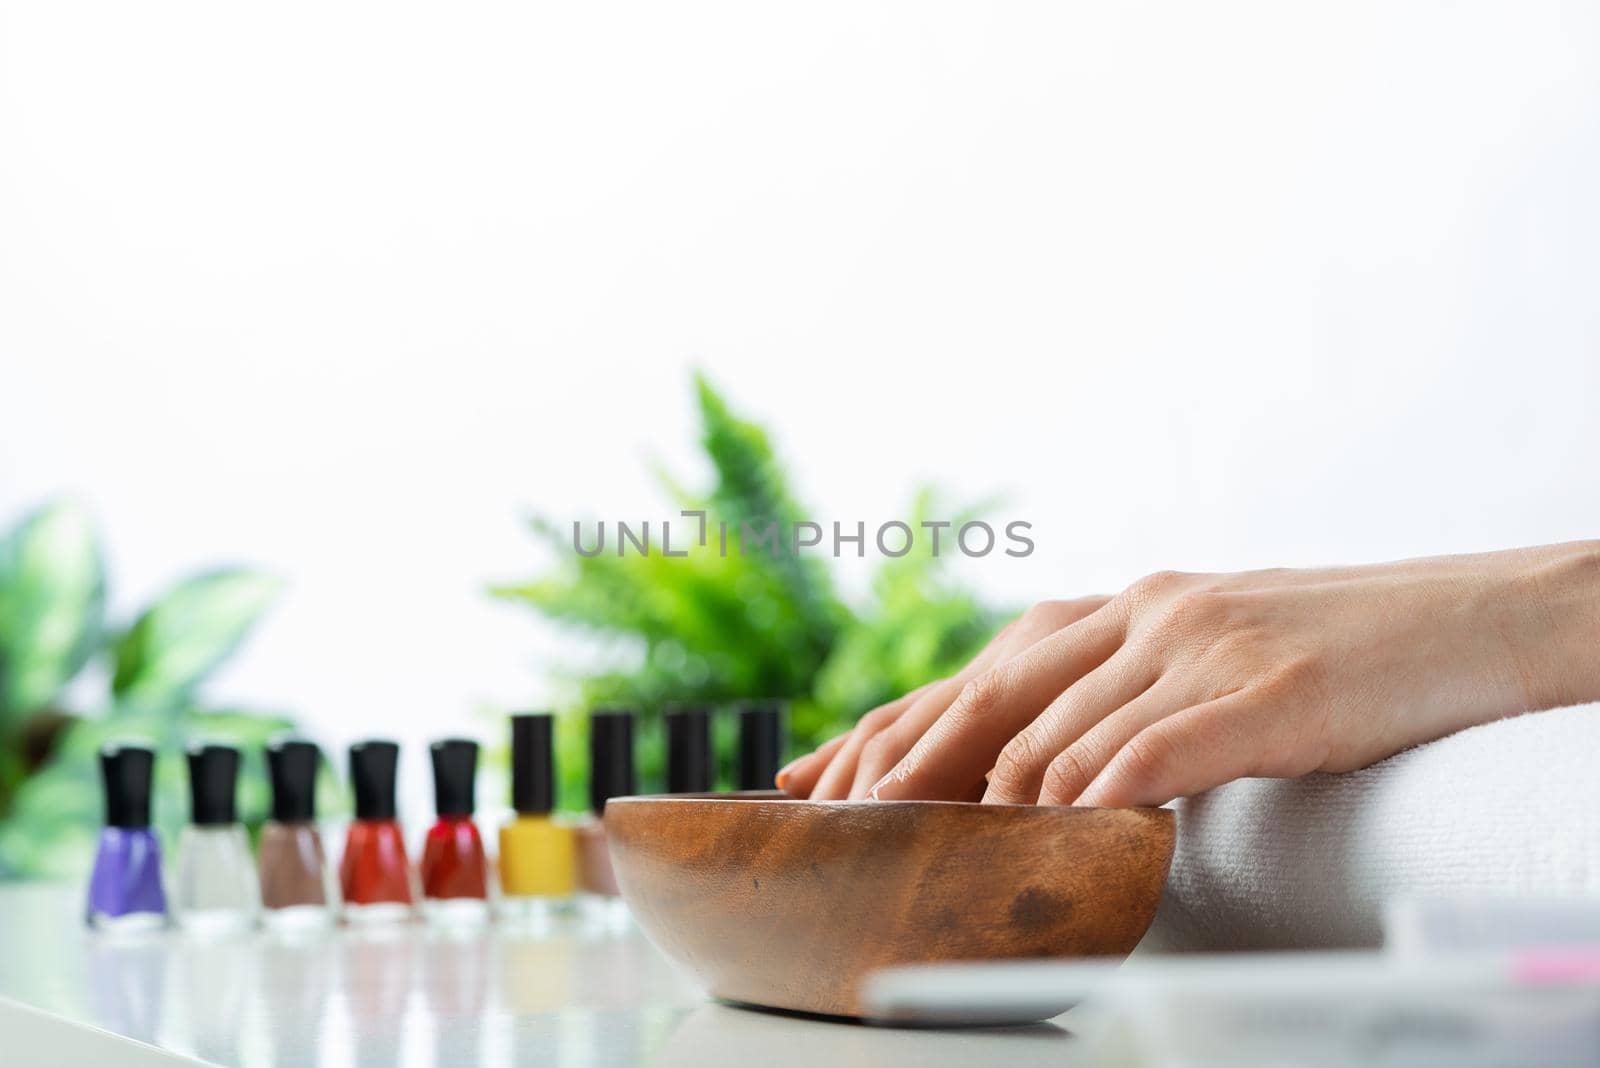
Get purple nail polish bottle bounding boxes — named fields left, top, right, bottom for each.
left=87, top=743, right=168, bottom=932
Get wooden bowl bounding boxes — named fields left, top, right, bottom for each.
left=605, top=792, right=1175, bottom=1021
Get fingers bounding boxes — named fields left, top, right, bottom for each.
left=806, top=681, right=953, bottom=796
left=871, top=607, right=1127, bottom=801
left=1074, top=691, right=1258, bottom=808
left=800, top=683, right=936, bottom=800
left=980, top=647, right=1159, bottom=805
left=775, top=732, right=849, bottom=797
left=841, top=678, right=972, bottom=798
left=842, top=602, right=1116, bottom=799
left=1030, top=675, right=1199, bottom=805
left=812, top=607, right=1061, bottom=801
left=796, top=596, right=1118, bottom=802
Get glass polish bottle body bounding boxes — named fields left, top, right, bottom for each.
left=175, top=744, right=258, bottom=934
left=342, top=740, right=414, bottom=925
left=259, top=820, right=336, bottom=931
left=499, top=815, right=576, bottom=926
left=421, top=739, right=489, bottom=926
left=88, top=827, right=169, bottom=931
left=259, top=739, right=336, bottom=931
left=575, top=817, right=620, bottom=895
left=88, top=744, right=168, bottom=932
left=420, top=815, right=489, bottom=924
left=174, top=823, right=259, bottom=934
left=341, top=818, right=416, bottom=924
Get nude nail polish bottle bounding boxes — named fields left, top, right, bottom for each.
left=174, top=744, right=260, bottom=934
left=737, top=702, right=786, bottom=790
left=419, top=738, right=489, bottom=926
left=339, top=740, right=416, bottom=926
left=87, top=743, right=168, bottom=932
left=665, top=705, right=713, bottom=793
left=259, top=739, right=336, bottom=931
left=577, top=709, right=634, bottom=927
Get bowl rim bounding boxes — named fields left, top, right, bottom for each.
left=603, top=791, right=1173, bottom=817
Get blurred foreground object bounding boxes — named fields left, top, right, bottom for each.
left=867, top=951, right=1600, bottom=1065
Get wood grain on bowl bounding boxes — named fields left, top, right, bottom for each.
left=605, top=793, right=1175, bottom=1019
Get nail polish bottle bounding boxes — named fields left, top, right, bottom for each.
left=419, top=738, right=489, bottom=926
left=258, top=739, right=335, bottom=931
left=577, top=709, right=634, bottom=926
left=737, top=702, right=786, bottom=791
left=498, top=713, right=576, bottom=927
left=339, top=741, right=415, bottom=926
left=174, top=743, right=259, bottom=934
left=665, top=705, right=713, bottom=793
left=87, top=743, right=168, bottom=932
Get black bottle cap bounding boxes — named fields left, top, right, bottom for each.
left=430, top=738, right=478, bottom=818
left=266, top=738, right=320, bottom=822
left=100, top=743, right=155, bottom=829
left=588, top=709, right=636, bottom=814
left=510, top=713, right=556, bottom=815
left=187, top=743, right=241, bottom=825
left=738, top=702, right=786, bottom=790
left=349, top=740, right=400, bottom=821
left=665, top=705, right=713, bottom=793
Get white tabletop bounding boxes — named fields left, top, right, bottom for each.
left=0, top=884, right=1089, bottom=1067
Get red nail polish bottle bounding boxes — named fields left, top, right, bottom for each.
left=341, top=741, right=415, bottom=925
left=420, top=738, right=488, bottom=926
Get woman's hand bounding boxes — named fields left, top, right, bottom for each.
left=780, top=542, right=1600, bottom=808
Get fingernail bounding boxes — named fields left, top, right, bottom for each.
left=868, top=774, right=892, bottom=801
left=774, top=771, right=791, bottom=791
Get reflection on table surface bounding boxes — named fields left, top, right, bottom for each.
left=0, top=884, right=1084, bottom=1067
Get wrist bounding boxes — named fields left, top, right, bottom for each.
left=1497, top=540, right=1600, bottom=712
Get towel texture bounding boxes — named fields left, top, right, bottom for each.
left=1143, top=702, right=1600, bottom=951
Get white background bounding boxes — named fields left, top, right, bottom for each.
left=3, top=2, right=1597, bottom=813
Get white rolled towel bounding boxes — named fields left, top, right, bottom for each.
left=1143, top=701, right=1600, bottom=951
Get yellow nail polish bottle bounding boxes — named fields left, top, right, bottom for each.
left=499, top=714, right=576, bottom=926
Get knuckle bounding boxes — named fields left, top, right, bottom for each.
left=1158, top=590, right=1223, bottom=633
left=988, top=736, right=1042, bottom=798
left=858, top=706, right=899, bottom=733
left=1128, top=569, right=1186, bottom=604
left=1041, top=746, right=1096, bottom=803
left=955, top=670, right=1006, bottom=720
left=1068, top=594, right=1112, bottom=617
left=1024, top=599, right=1070, bottom=624
left=1117, top=727, right=1181, bottom=787
left=1256, top=654, right=1325, bottom=701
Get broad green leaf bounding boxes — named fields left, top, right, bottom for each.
left=0, top=706, right=298, bottom=878
left=0, top=726, right=105, bottom=878
left=112, top=569, right=283, bottom=706
left=0, top=501, right=105, bottom=721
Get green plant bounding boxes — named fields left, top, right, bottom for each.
left=0, top=502, right=295, bottom=878
left=493, top=373, right=1009, bottom=806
